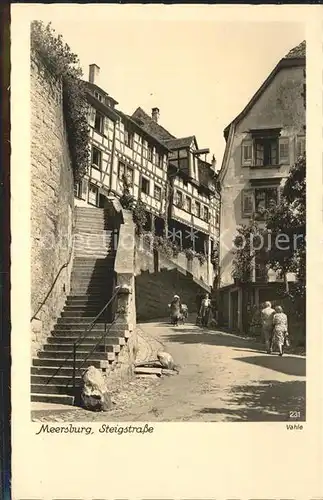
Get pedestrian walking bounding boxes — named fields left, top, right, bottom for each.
left=272, top=305, right=289, bottom=356
left=199, top=293, right=212, bottom=327
left=260, top=301, right=275, bottom=353
left=169, top=295, right=182, bottom=327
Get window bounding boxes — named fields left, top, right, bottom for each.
left=203, top=206, right=209, bottom=222
left=154, top=184, right=162, bottom=201
left=124, top=128, right=134, bottom=148
left=141, top=176, right=150, bottom=195
left=255, top=253, right=268, bottom=282
left=185, top=196, right=192, bottom=212
left=296, top=136, right=306, bottom=158
left=157, top=153, right=163, bottom=168
left=94, top=91, right=103, bottom=102
left=254, top=138, right=278, bottom=166
left=241, top=140, right=253, bottom=166
left=118, top=161, right=134, bottom=185
left=74, top=179, right=87, bottom=200
left=254, top=187, right=278, bottom=218
left=195, top=201, right=201, bottom=218
left=176, top=190, right=183, bottom=207
left=91, top=146, right=102, bottom=170
left=170, top=148, right=189, bottom=172
left=88, top=184, right=99, bottom=206
left=148, top=145, right=153, bottom=162
left=118, top=161, right=125, bottom=179
left=94, top=111, right=104, bottom=134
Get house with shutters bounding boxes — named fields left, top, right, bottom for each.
left=217, top=41, right=305, bottom=332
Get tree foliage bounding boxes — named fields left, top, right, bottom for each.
left=231, top=218, right=265, bottom=282
left=31, top=21, right=90, bottom=181
left=266, top=153, right=306, bottom=296
left=232, top=153, right=306, bottom=299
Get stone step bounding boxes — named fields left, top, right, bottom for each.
left=31, top=393, right=75, bottom=405
left=74, top=251, right=113, bottom=257
left=35, top=350, right=116, bottom=363
left=43, top=343, right=119, bottom=353
left=38, top=350, right=111, bottom=360
left=32, top=357, right=113, bottom=368
left=61, top=310, right=112, bottom=318
left=31, top=384, right=77, bottom=395
left=48, top=335, right=126, bottom=346
left=64, top=300, right=112, bottom=308
left=70, top=286, right=113, bottom=292
left=31, top=366, right=86, bottom=376
left=70, top=278, right=114, bottom=284
left=54, top=324, right=118, bottom=333
left=51, top=328, right=126, bottom=338
left=31, top=374, right=82, bottom=386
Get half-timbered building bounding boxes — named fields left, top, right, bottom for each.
left=74, top=64, right=220, bottom=285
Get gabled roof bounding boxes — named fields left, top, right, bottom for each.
left=132, top=107, right=175, bottom=142
left=164, top=136, right=196, bottom=150
left=82, top=80, right=119, bottom=105
left=116, top=109, right=171, bottom=152
left=284, top=40, right=305, bottom=59
left=219, top=40, right=306, bottom=184
left=223, top=40, right=306, bottom=140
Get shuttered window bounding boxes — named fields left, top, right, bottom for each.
left=296, top=136, right=306, bottom=158
left=241, top=189, right=254, bottom=217
left=278, top=137, right=290, bottom=164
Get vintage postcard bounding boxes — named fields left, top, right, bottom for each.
left=11, top=4, right=322, bottom=500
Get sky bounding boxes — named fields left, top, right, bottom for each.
left=30, top=8, right=304, bottom=168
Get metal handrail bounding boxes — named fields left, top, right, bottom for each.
left=45, top=286, right=120, bottom=386
left=70, top=310, right=122, bottom=390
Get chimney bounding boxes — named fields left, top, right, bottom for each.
left=89, top=64, right=100, bottom=84
left=211, top=154, right=217, bottom=171
left=152, top=107, right=160, bottom=123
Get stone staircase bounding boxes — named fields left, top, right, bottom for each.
left=31, top=207, right=126, bottom=406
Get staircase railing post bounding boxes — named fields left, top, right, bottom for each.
left=72, top=342, right=77, bottom=393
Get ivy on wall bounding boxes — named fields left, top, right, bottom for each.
left=31, top=21, right=90, bottom=181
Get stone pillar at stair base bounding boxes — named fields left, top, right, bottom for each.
left=102, top=277, right=138, bottom=390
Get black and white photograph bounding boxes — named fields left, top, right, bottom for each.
left=27, top=13, right=307, bottom=424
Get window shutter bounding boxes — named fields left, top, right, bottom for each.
left=296, top=136, right=306, bottom=158
left=89, top=107, right=96, bottom=127
left=104, top=117, right=109, bottom=137
left=80, top=178, right=87, bottom=200
left=241, top=189, right=254, bottom=218
left=278, top=137, right=290, bottom=164
left=241, top=140, right=253, bottom=166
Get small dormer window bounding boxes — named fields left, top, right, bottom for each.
left=94, top=91, right=103, bottom=102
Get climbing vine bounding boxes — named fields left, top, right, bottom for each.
left=119, top=174, right=147, bottom=234
left=31, top=20, right=90, bottom=181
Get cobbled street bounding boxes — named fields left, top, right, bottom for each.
left=32, top=320, right=306, bottom=423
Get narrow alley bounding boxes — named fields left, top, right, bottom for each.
left=32, top=320, right=306, bottom=423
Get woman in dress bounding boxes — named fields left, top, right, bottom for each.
left=272, top=305, right=289, bottom=356
left=169, top=295, right=182, bottom=326
left=200, top=293, right=212, bottom=327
